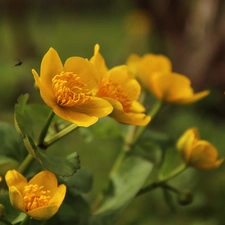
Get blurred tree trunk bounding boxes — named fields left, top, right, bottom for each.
left=134, top=0, right=225, bottom=90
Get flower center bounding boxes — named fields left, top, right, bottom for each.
left=97, top=78, right=131, bottom=112
left=52, top=72, right=92, bottom=107
left=23, top=184, right=51, bottom=212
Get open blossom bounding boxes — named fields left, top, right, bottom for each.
left=90, top=44, right=150, bottom=126
left=126, top=53, right=172, bottom=89
left=148, top=72, right=210, bottom=104
left=176, top=128, right=224, bottom=170
left=32, top=48, right=113, bottom=127
left=5, top=170, right=66, bottom=220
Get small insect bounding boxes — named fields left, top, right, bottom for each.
left=14, top=59, right=23, bottom=66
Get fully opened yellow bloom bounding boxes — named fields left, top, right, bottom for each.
left=32, top=48, right=113, bottom=127
left=5, top=170, right=66, bottom=220
left=90, top=44, right=150, bottom=126
left=148, top=72, right=209, bottom=104
left=176, top=128, right=224, bottom=170
left=126, top=53, right=172, bottom=89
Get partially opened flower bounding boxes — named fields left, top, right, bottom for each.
left=90, top=44, right=150, bottom=126
left=148, top=72, right=209, bottom=104
left=176, top=128, right=224, bottom=170
left=5, top=170, right=66, bottom=220
left=126, top=53, right=172, bottom=89
left=32, top=48, right=113, bottom=127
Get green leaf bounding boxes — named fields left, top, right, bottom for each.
left=0, top=122, right=27, bottom=162
left=14, top=94, right=51, bottom=141
left=63, top=168, right=93, bottom=193
left=24, top=136, right=80, bottom=176
left=91, top=156, right=153, bottom=225
left=0, top=156, right=19, bottom=177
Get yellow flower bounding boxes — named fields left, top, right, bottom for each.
left=32, top=48, right=113, bottom=127
left=90, top=44, right=151, bottom=126
left=148, top=72, right=209, bottom=104
left=5, top=170, right=66, bottom=220
left=126, top=53, right=172, bottom=89
left=176, top=128, right=224, bottom=170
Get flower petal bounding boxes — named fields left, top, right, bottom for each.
left=90, top=44, right=108, bottom=80
left=28, top=171, right=58, bottom=196
left=176, top=128, right=200, bottom=162
left=126, top=53, right=141, bottom=75
left=64, top=56, right=100, bottom=93
left=190, top=140, right=223, bottom=170
left=53, top=105, right=99, bottom=127
left=32, top=69, right=56, bottom=108
left=175, top=90, right=210, bottom=104
left=27, top=184, right=66, bottom=220
left=48, top=184, right=66, bottom=207
left=75, top=97, right=113, bottom=117
left=108, top=66, right=140, bottom=100
left=27, top=204, right=59, bottom=220
left=8, top=186, right=25, bottom=212
left=5, top=170, right=27, bottom=193
left=106, top=98, right=150, bottom=126
left=40, top=48, right=63, bottom=85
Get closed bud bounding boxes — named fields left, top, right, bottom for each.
left=177, top=190, right=193, bottom=206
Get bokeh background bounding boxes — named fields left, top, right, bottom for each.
left=1, top=0, right=225, bottom=224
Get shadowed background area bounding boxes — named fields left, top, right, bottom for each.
left=0, top=0, right=225, bottom=224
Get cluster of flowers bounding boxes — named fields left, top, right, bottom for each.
left=3, top=44, right=223, bottom=221
left=32, top=44, right=151, bottom=127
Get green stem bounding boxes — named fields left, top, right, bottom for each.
left=109, top=99, right=163, bottom=176
left=17, top=154, right=35, bottom=174
left=132, top=99, right=163, bottom=145
left=20, top=215, right=30, bottom=225
left=137, top=163, right=187, bottom=196
left=44, top=124, right=78, bottom=147
left=38, top=111, right=55, bottom=146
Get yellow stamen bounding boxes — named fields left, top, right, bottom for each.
left=52, top=72, right=92, bottom=107
left=23, top=184, right=51, bottom=211
left=97, top=78, right=131, bottom=112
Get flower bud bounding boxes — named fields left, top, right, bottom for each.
left=177, top=190, right=193, bottom=206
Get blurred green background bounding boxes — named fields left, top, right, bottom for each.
left=1, top=0, right=225, bottom=224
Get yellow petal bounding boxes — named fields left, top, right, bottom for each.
left=175, top=90, right=210, bottom=104
left=90, top=44, right=108, bottom=79
left=8, top=186, right=25, bottom=212
left=176, top=127, right=200, bottom=162
left=108, top=66, right=140, bottom=100
left=106, top=98, right=151, bottom=126
left=130, top=101, right=146, bottom=113
left=48, top=184, right=66, bottom=207
left=64, top=56, right=100, bottom=93
left=190, top=140, right=223, bottom=170
left=126, top=53, right=141, bottom=75
left=5, top=170, right=27, bottom=193
left=40, top=48, right=63, bottom=86
left=75, top=97, right=113, bottom=117
left=53, top=105, right=98, bottom=127
left=27, top=184, right=66, bottom=220
left=28, top=171, right=58, bottom=196
left=27, top=204, right=59, bottom=220
left=32, top=69, right=56, bottom=108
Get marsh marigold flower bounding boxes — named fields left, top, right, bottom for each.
left=5, top=170, right=66, bottom=220
left=32, top=48, right=113, bottom=127
left=90, top=44, right=150, bottom=126
left=176, top=128, right=224, bottom=170
left=126, top=53, right=172, bottom=89
left=148, top=72, right=210, bottom=104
